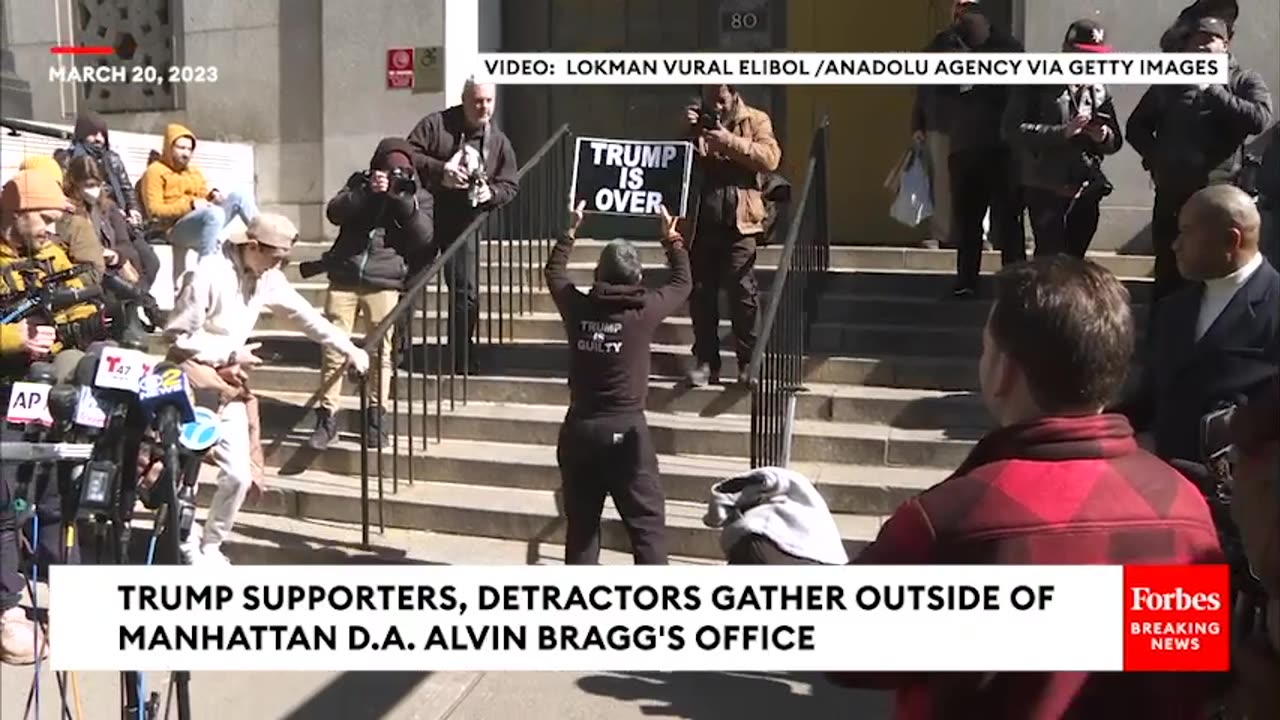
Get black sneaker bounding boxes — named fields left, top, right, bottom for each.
left=950, top=286, right=977, bottom=300
left=364, top=407, right=387, bottom=449
left=308, top=408, right=338, bottom=450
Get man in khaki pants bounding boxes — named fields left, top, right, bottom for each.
left=309, top=138, right=433, bottom=450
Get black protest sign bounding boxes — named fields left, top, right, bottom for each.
left=571, top=137, right=693, bottom=217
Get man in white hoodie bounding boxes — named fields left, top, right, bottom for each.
left=163, top=213, right=370, bottom=564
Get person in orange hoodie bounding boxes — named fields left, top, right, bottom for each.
left=140, top=123, right=258, bottom=280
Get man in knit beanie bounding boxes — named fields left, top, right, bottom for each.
left=18, top=155, right=105, bottom=278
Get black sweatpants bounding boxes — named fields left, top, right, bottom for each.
left=726, top=533, right=824, bottom=565
left=556, top=412, right=666, bottom=565
left=1150, top=185, right=1199, bottom=305
left=408, top=213, right=478, bottom=372
left=690, top=224, right=759, bottom=371
left=0, top=424, right=70, bottom=611
left=1025, top=187, right=1102, bottom=259
left=951, top=147, right=1025, bottom=291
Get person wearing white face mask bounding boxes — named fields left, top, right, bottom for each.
left=63, top=154, right=161, bottom=294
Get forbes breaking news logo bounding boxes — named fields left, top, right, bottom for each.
left=1123, top=565, right=1230, bottom=671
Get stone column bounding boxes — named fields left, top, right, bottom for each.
left=0, top=0, right=34, bottom=119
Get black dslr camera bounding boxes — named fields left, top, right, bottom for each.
left=361, top=166, right=418, bottom=195
left=697, top=106, right=722, bottom=131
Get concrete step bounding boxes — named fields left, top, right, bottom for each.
left=255, top=308, right=1023, bottom=357
left=157, top=333, right=983, bottom=391
left=203, top=465, right=886, bottom=561
left=282, top=262, right=1155, bottom=305
left=209, top=512, right=719, bottom=566
left=286, top=282, right=1150, bottom=332
left=287, top=241, right=1155, bottom=278
left=249, top=366, right=991, bottom=429
left=259, top=433, right=941, bottom=517
left=257, top=392, right=980, bottom=468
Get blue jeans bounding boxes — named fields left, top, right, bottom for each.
left=169, top=190, right=259, bottom=257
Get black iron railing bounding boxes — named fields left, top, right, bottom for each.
left=0, top=117, right=73, bottom=140
left=746, top=118, right=830, bottom=468
left=353, top=124, right=573, bottom=546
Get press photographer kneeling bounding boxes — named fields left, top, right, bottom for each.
left=0, top=169, right=111, bottom=665
left=303, top=138, right=432, bottom=450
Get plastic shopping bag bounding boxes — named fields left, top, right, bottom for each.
left=890, top=144, right=934, bottom=227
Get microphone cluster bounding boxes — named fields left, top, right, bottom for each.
left=3, top=342, right=224, bottom=525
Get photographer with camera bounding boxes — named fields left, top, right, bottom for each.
left=1127, top=14, right=1272, bottom=307
left=682, top=85, right=781, bottom=387
left=163, top=214, right=369, bottom=564
left=406, top=79, right=519, bottom=374
left=305, top=138, right=431, bottom=450
left=1002, top=19, right=1123, bottom=259
left=0, top=170, right=97, bottom=664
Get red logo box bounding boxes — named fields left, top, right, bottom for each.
left=1123, top=565, right=1231, bottom=671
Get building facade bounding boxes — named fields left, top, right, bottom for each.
left=3, top=0, right=1276, bottom=249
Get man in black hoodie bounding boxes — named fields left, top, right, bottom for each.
left=406, top=79, right=519, bottom=373
left=943, top=10, right=1027, bottom=298
left=544, top=201, right=691, bottom=565
left=56, top=112, right=142, bottom=226
left=308, top=138, right=433, bottom=450
left=1127, top=14, right=1272, bottom=306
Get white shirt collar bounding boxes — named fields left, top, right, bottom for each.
left=1204, top=252, right=1264, bottom=295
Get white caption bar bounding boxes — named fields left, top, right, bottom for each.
left=474, top=52, right=1227, bottom=86
left=50, top=565, right=1123, bottom=672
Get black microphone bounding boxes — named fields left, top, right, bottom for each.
left=20, top=362, right=57, bottom=442
left=138, top=361, right=197, bottom=442
left=45, top=383, right=79, bottom=443
left=68, top=352, right=109, bottom=441
left=27, top=361, right=57, bottom=386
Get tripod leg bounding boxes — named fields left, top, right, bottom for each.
left=71, top=672, right=85, bottom=720
left=55, top=672, right=73, bottom=720
left=173, top=671, right=192, bottom=720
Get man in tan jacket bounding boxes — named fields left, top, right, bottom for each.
left=1225, top=375, right=1280, bottom=719
left=682, top=86, right=781, bottom=386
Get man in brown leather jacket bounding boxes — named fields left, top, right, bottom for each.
left=682, top=86, right=781, bottom=386
left=1225, top=374, right=1280, bottom=719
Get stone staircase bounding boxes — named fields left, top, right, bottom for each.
left=182, top=241, right=1154, bottom=563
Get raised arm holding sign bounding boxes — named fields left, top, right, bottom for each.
left=570, top=138, right=694, bottom=217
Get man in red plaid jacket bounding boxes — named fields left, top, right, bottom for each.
left=830, top=257, right=1226, bottom=719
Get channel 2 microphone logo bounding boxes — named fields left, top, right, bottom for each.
left=1123, top=565, right=1230, bottom=671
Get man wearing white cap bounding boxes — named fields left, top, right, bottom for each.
left=163, top=213, right=370, bottom=564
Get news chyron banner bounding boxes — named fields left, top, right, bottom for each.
left=474, top=52, right=1227, bottom=86
left=49, top=565, right=1230, bottom=673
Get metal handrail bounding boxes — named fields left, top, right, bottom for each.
left=353, top=123, right=574, bottom=547
left=0, top=117, right=73, bottom=140
left=746, top=118, right=831, bottom=469
left=744, top=155, right=817, bottom=384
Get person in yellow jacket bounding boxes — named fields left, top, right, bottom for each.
left=0, top=168, right=97, bottom=665
left=140, top=124, right=259, bottom=283
left=0, top=170, right=105, bottom=369
left=17, top=155, right=105, bottom=281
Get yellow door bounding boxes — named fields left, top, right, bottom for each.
left=785, top=0, right=949, bottom=246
